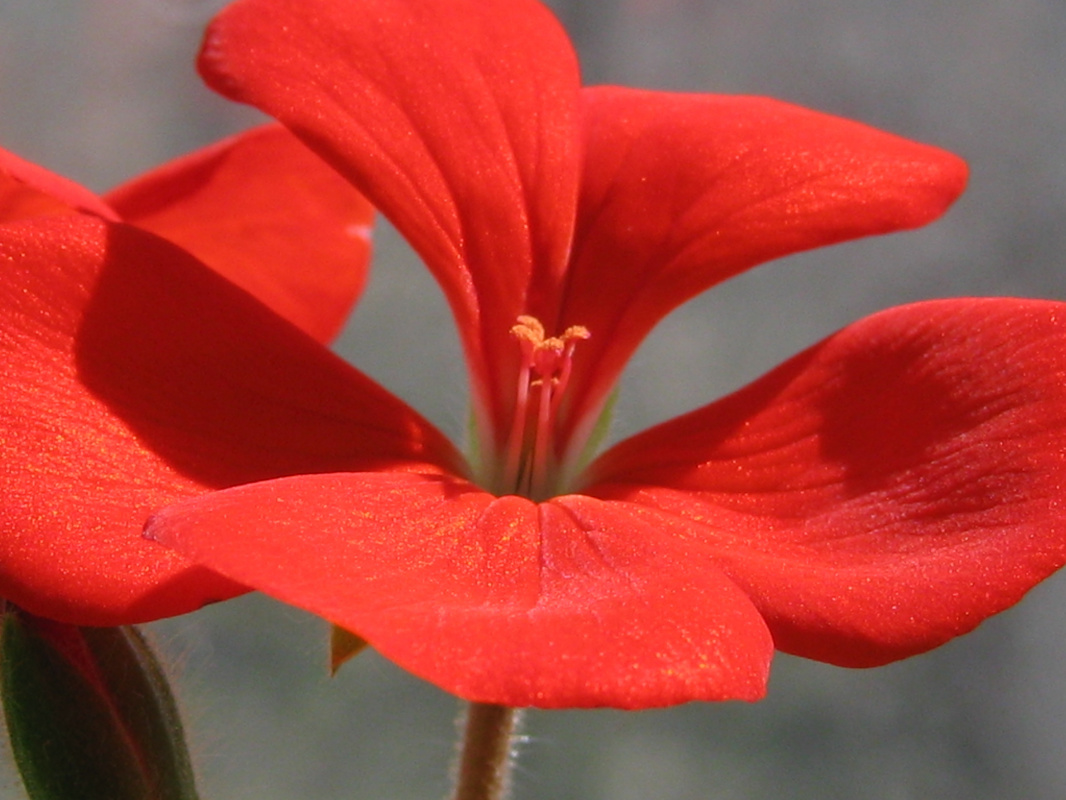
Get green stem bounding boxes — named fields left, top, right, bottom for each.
left=452, top=702, right=519, bottom=800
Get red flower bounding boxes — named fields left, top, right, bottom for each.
left=0, top=126, right=390, bottom=623
left=135, top=0, right=1066, bottom=709
left=8, top=0, right=1066, bottom=710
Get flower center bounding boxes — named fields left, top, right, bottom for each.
left=501, top=315, right=590, bottom=499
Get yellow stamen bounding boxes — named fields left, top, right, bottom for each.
left=504, top=316, right=590, bottom=497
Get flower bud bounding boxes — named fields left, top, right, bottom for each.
left=1, top=606, right=199, bottom=800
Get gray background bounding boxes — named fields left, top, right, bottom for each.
left=3, top=0, right=1066, bottom=798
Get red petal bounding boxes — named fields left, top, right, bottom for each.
left=585, top=298, right=1066, bottom=666
left=0, top=216, right=459, bottom=625
left=558, top=89, right=968, bottom=444
left=145, top=472, right=773, bottom=708
left=0, top=146, right=118, bottom=222
left=106, top=125, right=373, bottom=344
left=198, top=0, right=583, bottom=434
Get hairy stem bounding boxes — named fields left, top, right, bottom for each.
left=452, top=702, right=519, bottom=800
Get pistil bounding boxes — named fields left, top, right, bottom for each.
left=503, top=316, right=589, bottom=499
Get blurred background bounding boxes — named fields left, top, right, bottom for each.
left=3, top=0, right=1066, bottom=798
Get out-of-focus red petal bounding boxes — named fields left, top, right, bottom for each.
left=557, top=89, right=968, bottom=445
left=198, top=0, right=583, bottom=437
left=585, top=298, right=1066, bottom=666
left=107, top=125, right=373, bottom=344
left=0, top=215, right=460, bottom=626
left=0, top=146, right=118, bottom=223
left=145, top=471, right=772, bottom=708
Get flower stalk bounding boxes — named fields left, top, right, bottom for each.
left=453, top=703, right=520, bottom=800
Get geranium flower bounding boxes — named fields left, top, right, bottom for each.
left=136, top=0, right=1066, bottom=709
left=7, top=0, right=1065, bottom=711
left=0, top=125, right=391, bottom=623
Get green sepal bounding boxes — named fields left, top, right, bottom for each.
left=577, top=387, right=619, bottom=468
left=559, top=387, right=619, bottom=492
left=330, top=623, right=370, bottom=676
left=1, top=608, right=199, bottom=800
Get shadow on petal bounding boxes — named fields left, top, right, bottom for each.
left=73, top=221, right=461, bottom=490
